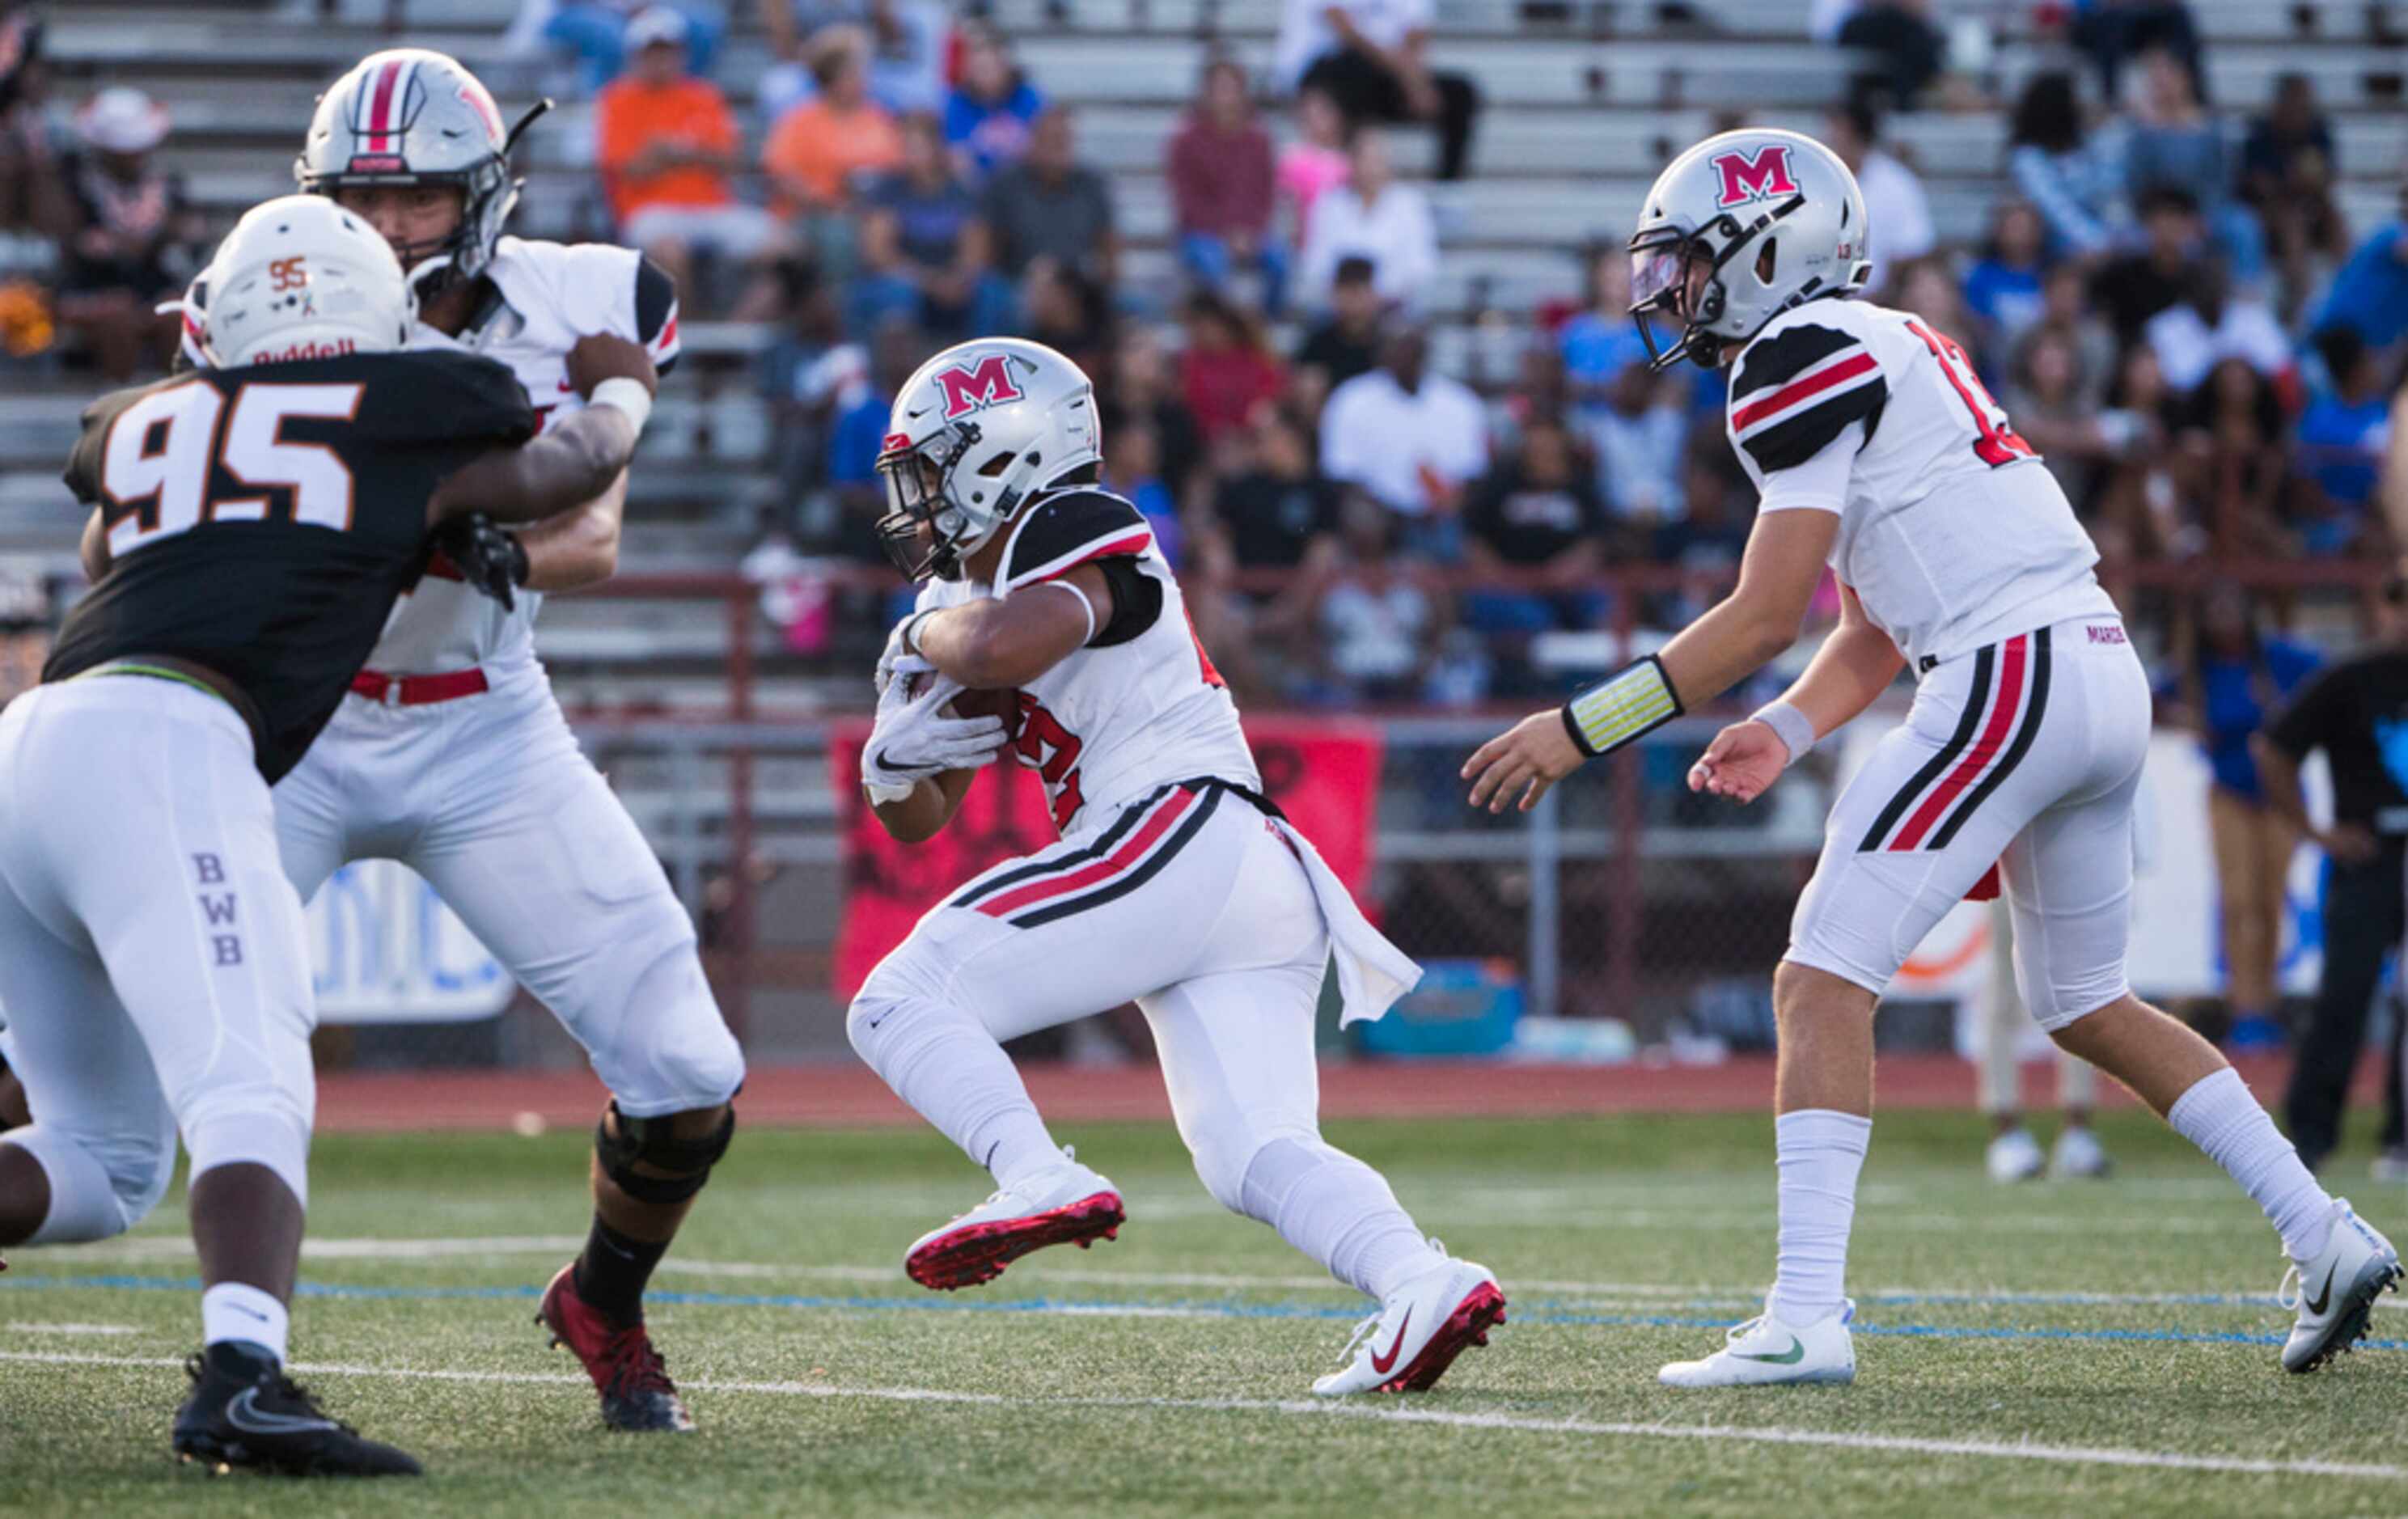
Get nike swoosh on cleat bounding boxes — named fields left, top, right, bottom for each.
left=1369, top=1307, right=1413, bottom=1374
left=1733, top=1335, right=1807, bottom=1365
left=224, top=1387, right=339, bottom=1436
left=2304, top=1263, right=2338, bottom=1317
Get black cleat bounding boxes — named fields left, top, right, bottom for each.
left=172, top=1342, right=423, bottom=1477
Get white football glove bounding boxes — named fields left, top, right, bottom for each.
left=861, top=670, right=1007, bottom=804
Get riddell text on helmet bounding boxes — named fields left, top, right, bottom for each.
left=254, top=337, right=359, bottom=364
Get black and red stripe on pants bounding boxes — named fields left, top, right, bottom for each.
left=1784, top=619, right=2154, bottom=1030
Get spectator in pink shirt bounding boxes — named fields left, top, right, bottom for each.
left=1169, top=59, right=1287, bottom=315
left=1277, top=85, right=1350, bottom=248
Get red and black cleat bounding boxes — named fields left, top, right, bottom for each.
left=536, top=1263, right=695, bottom=1432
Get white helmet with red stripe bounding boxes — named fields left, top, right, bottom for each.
left=196, top=195, right=413, bottom=367
left=874, top=337, right=1103, bottom=582
left=294, top=48, right=533, bottom=285
left=1627, top=128, right=1870, bottom=370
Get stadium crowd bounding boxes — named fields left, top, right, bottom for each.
left=0, top=0, right=2401, bottom=715
left=523, top=0, right=2402, bottom=712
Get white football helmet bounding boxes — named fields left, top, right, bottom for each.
left=294, top=48, right=539, bottom=286
left=197, top=195, right=413, bottom=367
left=1628, top=128, right=1871, bottom=370
left=875, top=337, right=1103, bottom=582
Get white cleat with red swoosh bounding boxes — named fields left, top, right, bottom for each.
left=1312, top=1250, right=1506, bottom=1395
left=904, top=1150, right=1124, bottom=1291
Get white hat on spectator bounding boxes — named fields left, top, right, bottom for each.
left=75, top=87, right=171, bottom=155
left=623, top=6, right=692, bottom=51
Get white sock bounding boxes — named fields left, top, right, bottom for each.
left=201, top=1282, right=290, bottom=1365
left=2166, top=1067, right=2335, bottom=1261
left=849, top=995, right=1064, bottom=1190
left=1238, top=1136, right=1444, bottom=1301
left=1767, top=1109, right=1872, bottom=1327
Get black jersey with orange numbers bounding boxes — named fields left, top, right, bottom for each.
left=50, top=349, right=535, bottom=781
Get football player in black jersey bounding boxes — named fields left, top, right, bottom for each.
left=0, top=197, right=656, bottom=1477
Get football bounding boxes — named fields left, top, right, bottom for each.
left=946, top=683, right=1024, bottom=744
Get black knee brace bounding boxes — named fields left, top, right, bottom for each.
left=595, top=1102, right=735, bottom=1206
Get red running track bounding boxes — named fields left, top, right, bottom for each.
left=313, top=1054, right=2355, bottom=1132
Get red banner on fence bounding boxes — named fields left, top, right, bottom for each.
left=829, top=716, right=1386, bottom=999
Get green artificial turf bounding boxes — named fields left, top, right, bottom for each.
left=2, top=1111, right=2404, bottom=1517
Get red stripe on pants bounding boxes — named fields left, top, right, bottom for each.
left=1891, top=634, right=2026, bottom=851
left=975, top=788, right=1196, bottom=919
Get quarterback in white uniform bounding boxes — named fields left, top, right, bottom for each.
left=172, top=50, right=743, bottom=1431
left=850, top=337, right=1507, bottom=1395
left=1466, top=130, right=2398, bottom=1386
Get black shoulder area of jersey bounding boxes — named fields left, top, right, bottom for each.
left=64, top=375, right=192, bottom=502
left=999, top=487, right=1152, bottom=592
left=346, top=349, right=539, bottom=450
left=1730, top=320, right=1886, bottom=475
left=635, top=255, right=678, bottom=368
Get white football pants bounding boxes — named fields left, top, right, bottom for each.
left=0, top=676, right=315, bottom=1242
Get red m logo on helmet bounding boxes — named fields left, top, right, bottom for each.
left=1711, top=145, right=1798, bottom=209
left=933, top=355, right=1025, bottom=420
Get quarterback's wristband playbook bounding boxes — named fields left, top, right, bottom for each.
left=1560, top=654, right=1685, bottom=760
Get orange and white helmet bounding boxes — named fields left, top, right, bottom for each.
left=294, top=49, right=538, bottom=284
left=874, top=338, right=1103, bottom=582
left=196, top=195, right=413, bottom=367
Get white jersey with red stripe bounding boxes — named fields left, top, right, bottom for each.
left=177, top=235, right=679, bottom=676
left=913, top=484, right=1259, bottom=838
left=1725, top=298, right=2116, bottom=669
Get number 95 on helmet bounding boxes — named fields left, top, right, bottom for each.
left=193, top=194, right=413, bottom=368
left=1627, top=128, right=1871, bottom=371
left=874, top=338, right=1103, bottom=583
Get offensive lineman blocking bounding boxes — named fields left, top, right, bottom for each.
left=1465, top=129, right=2400, bottom=1386
left=206, top=51, right=739, bottom=1430
left=849, top=337, right=1508, bottom=1394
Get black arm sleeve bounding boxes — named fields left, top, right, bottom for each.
left=1089, top=555, right=1163, bottom=647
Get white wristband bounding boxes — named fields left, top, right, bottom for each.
left=587, top=377, right=653, bottom=439
left=1034, top=578, right=1097, bottom=645
left=1752, top=701, right=1817, bottom=765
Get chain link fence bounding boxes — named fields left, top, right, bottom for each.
left=295, top=557, right=2397, bottom=1077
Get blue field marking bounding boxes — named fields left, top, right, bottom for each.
left=5, top=1272, right=2402, bottom=1354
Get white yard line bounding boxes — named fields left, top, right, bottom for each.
left=5, top=1322, right=139, bottom=1335
left=3, top=1348, right=2398, bottom=1483
left=33, top=1235, right=2376, bottom=1310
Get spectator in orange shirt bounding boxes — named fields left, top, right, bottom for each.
left=762, top=26, right=903, bottom=214
left=596, top=7, right=781, bottom=300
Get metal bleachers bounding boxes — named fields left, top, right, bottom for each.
left=9, top=0, right=2406, bottom=584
